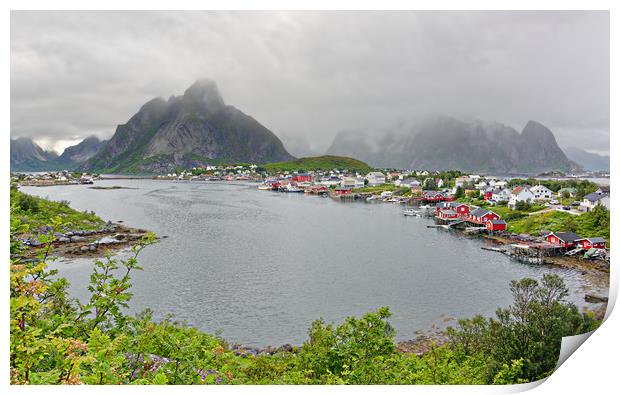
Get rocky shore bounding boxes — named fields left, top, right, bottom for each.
left=17, top=222, right=155, bottom=258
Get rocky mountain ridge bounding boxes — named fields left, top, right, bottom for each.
left=80, top=79, right=294, bottom=173
left=327, top=116, right=581, bottom=174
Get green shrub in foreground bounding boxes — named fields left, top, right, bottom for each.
left=9, top=197, right=601, bottom=385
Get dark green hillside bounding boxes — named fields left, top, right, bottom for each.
left=264, top=155, right=373, bottom=173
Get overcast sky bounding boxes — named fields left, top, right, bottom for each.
left=11, top=11, right=609, bottom=156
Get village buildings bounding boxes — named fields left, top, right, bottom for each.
left=508, top=186, right=535, bottom=209
left=365, top=171, right=386, bottom=186
left=580, top=191, right=610, bottom=212
left=530, top=185, right=554, bottom=200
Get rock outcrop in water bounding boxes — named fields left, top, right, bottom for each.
left=80, top=79, right=294, bottom=173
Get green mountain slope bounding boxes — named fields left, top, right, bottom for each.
left=264, top=155, right=373, bottom=173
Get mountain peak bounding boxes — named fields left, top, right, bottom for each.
left=80, top=79, right=293, bottom=173
left=183, top=79, right=225, bottom=109
left=81, top=135, right=101, bottom=144
left=522, top=120, right=552, bottom=136
left=10, top=137, right=59, bottom=170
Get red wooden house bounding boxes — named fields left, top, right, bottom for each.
left=292, top=173, right=313, bottom=182
left=483, top=190, right=493, bottom=201
left=544, top=232, right=580, bottom=248
left=421, top=191, right=454, bottom=202
left=334, top=187, right=352, bottom=195
left=438, top=209, right=459, bottom=220
left=486, top=219, right=507, bottom=232
left=575, top=237, right=606, bottom=249
left=468, top=208, right=500, bottom=224
left=436, top=202, right=470, bottom=217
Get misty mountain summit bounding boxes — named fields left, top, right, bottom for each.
left=328, top=116, right=579, bottom=174
left=80, top=79, right=294, bottom=173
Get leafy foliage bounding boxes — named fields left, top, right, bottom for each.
left=507, top=206, right=609, bottom=241
left=11, top=186, right=104, bottom=231
left=9, top=193, right=601, bottom=385
left=448, top=275, right=599, bottom=382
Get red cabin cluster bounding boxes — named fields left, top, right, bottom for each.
left=468, top=208, right=500, bottom=225
left=544, top=232, right=606, bottom=250
left=419, top=190, right=454, bottom=202
left=435, top=202, right=504, bottom=230
left=436, top=202, right=470, bottom=218
left=334, top=186, right=352, bottom=195
left=291, top=173, right=314, bottom=183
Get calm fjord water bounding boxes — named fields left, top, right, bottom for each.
left=22, top=180, right=600, bottom=346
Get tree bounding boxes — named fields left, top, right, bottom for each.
left=454, top=186, right=464, bottom=199
left=488, top=275, right=598, bottom=381
left=448, top=275, right=599, bottom=383
left=423, top=178, right=437, bottom=190
left=298, top=307, right=395, bottom=384
left=563, top=216, right=578, bottom=232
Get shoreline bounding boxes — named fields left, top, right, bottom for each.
left=19, top=222, right=155, bottom=259
left=16, top=181, right=609, bottom=353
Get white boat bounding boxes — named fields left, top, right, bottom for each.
left=258, top=184, right=272, bottom=190
left=366, top=195, right=379, bottom=201
left=285, top=184, right=304, bottom=193
left=403, top=208, right=420, bottom=216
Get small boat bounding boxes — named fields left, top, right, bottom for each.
left=366, top=195, right=379, bottom=201
left=285, top=184, right=304, bottom=193
left=258, top=185, right=272, bottom=190
left=403, top=209, right=420, bottom=216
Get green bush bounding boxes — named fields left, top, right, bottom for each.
left=9, top=192, right=603, bottom=385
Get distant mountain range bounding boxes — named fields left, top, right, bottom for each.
left=10, top=136, right=105, bottom=172
left=328, top=116, right=585, bottom=174
left=79, top=79, right=293, bottom=173
left=10, top=80, right=607, bottom=175
left=562, top=146, right=609, bottom=171
left=10, top=137, right=59, bottom=171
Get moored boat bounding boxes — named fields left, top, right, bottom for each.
left=403, top=208, right=420, bottom=216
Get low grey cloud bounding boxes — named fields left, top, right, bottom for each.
left=10, top=11, right=609, bottom=155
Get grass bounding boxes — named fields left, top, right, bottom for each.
left=352, top=183, right=398, bottom=193
left=452, top=198, right=609, bottom=242
left=507, top=209, right=609, bottom=241
left=264, top=155, right=373, bottom=174
left=10, top=186, right=105, bottom=232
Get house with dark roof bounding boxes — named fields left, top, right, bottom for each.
left=486, top=219, right=507, bottom=232
left=597, top=186, right=610, bottom=194
left=575, top=237, right=606, bottom=249
left=436, top=202, right=470, bottom=217
left=492, top=188, right=512, bottom=202
left=420, top=190, right=453, bottom=202
left=580, top=191, right=610, bottom=212
left=438, top=209, right=459, bottom=220
left=468, top=208, right=501, bottom=224
left=544, top=232, right=581, bottom=248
